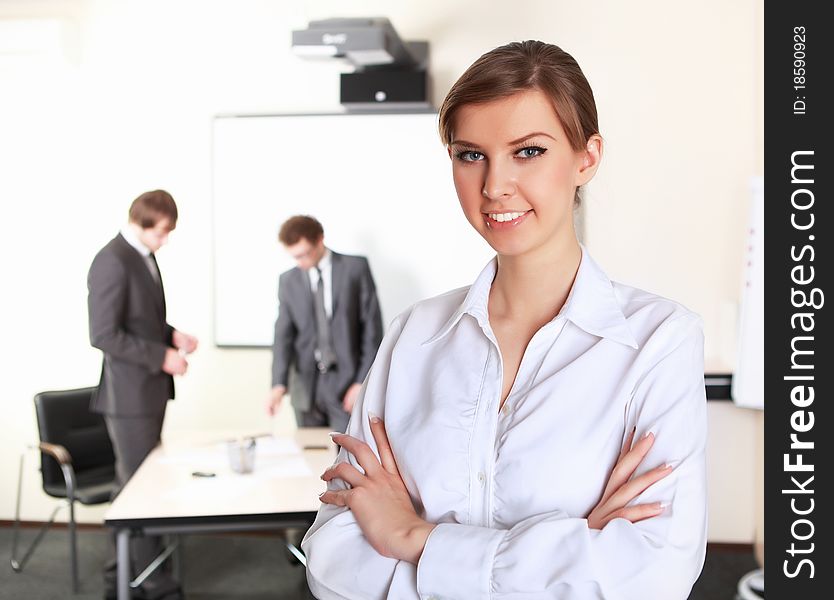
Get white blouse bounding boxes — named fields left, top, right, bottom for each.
left=302, top=247, right=708, bottom=600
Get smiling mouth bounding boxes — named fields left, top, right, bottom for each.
left=484, top=210, right=531, bottom=227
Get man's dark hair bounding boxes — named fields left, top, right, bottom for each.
left=279, top=215, right=324, bottom=246
left=128, top=190, right=178, bottom=228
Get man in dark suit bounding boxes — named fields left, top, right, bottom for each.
left=267, top=215, right=383, bottom=433
left=88, top=189, right=197, bottom=600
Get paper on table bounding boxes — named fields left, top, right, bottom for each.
left=251, top=455, right=313, bottom=479
left=256, top=436, right=303, bottom=457
left=158, top=452, right=313, bottom=500
left=157, top=436, right=299, bottom=465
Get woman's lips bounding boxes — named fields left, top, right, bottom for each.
left=484, top=210, right=531, bottom=229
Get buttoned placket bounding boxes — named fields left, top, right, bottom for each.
left=468, top=321, right=500, bottom=528
left=469, top=316, right=569, bottom=529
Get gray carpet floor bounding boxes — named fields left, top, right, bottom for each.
left=1, top=526, right=757, bottom=599
left=2, top=527, right=313, bottom=599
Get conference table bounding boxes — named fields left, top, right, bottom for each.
left=104, top=428, right=335, bottom=600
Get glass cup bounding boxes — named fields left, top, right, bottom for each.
left=227, top=437, right=256, bottom=474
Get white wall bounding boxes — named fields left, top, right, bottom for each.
left=0, top=0, right=763, bottom=543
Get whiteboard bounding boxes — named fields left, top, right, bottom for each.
left=212, top=112, right=494, bottom=347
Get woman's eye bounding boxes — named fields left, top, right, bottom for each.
left=516, top=146, right=546, bottom=159
left=457, top=150, right=485, bottom=162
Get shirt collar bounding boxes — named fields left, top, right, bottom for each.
left=120, top=224, right=151, bottom=257
left=560, top=247, right=639, bottom=348
left=423, top=245, right=639, bottom=349
left=318, top=248, right=332, bottom=271
left=308, top=248, right=332, bottom=280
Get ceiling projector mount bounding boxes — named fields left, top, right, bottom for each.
left=291, top=17, right=431, bottom=110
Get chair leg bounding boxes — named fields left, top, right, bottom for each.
left=10, top=450, right=64, bottom=573
left=10, top=451, right=25, bottom=571
left=68, top=498, right=79, bottom=593
left=11, top=506, right=63, bottom=572
left=60, top=463, right=80, bottom=593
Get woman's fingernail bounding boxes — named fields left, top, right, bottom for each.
left=368, top=411, right=381, bottom=423
left=642, top=425, right=657, bottom=440
left=659, top=501, right=670, bottom=510
left=328, top=431, right=342, bottom=438
left=318, top=491, right=326, bottom=499
left=664, top=461, right=679, bottom=470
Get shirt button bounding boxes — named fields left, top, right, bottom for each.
left=477, top=472, right=486, bottom=485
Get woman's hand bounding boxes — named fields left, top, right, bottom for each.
left=587, top=428, right=673, bottom=530
left=320, top=415, right=436, bottom=564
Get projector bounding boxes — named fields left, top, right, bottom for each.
left=291, top=17, right=431, bottom=110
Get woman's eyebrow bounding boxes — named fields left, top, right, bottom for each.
left=451, top=132, right=557, bottom=147
left=507, top=132, right=557, bottom=145
left=449, top=139, right=479, bottom=147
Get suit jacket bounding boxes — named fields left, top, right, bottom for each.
left=271, top=252, right=383, bottom=412
left=87, top=233, right=175, bottom=417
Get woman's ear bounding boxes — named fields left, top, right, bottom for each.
left=576, top=135, right=603, bottom=186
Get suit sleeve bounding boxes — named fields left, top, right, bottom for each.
left=272, top=274, right=297, bottom=387
left=354, top=257, right=384, bottom=384
left=415, top=314, right=708, bottom=600
left=87, top=251, right=168, bottom=372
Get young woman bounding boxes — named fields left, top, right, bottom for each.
left=301, top=41, right=707, bottom=600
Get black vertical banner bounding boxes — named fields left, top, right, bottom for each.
left=765, top=1, right=832, bottom=596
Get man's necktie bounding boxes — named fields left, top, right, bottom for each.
left=313, top=267, right=337, bottom=372
left=145, top=254, right=161, bottom=286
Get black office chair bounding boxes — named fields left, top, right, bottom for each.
left=10, top=387, right=117, bottom=592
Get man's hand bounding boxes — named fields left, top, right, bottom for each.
left=172, top=330, right=199, bottom=354
left=342, top=383, right=362, bottom=413
left=267, top=385, right=287, bottom=417
left=162, top=348, right=188, bottom=375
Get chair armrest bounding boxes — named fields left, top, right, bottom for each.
left=39, top=442, right=72, bottom=465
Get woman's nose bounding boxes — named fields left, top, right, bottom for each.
left=482, top=160, right=516, bottom=200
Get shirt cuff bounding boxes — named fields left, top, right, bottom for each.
left=416, top=523, right=505, bottom=599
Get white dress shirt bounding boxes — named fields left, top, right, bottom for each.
left=120, top=224, right=151, bottom=256
left=308, top=248, right=333, bottom=318
left=302, top=246, right=708, bottom=600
